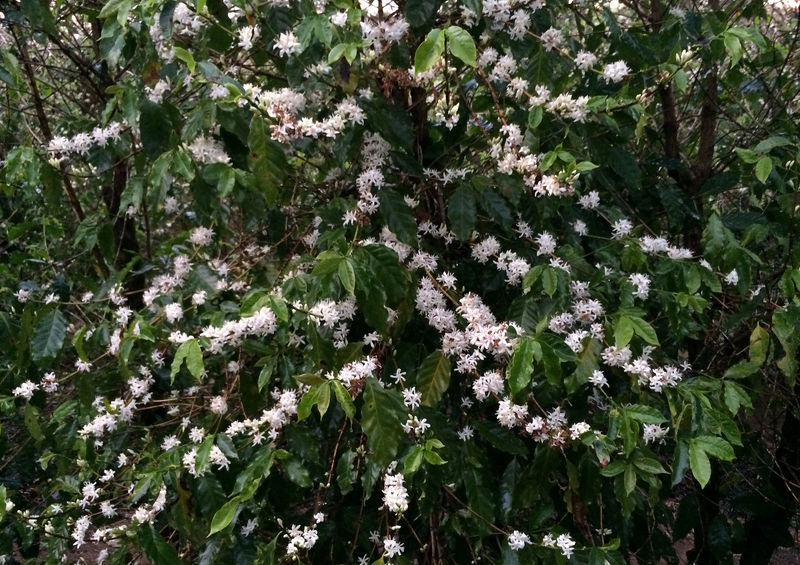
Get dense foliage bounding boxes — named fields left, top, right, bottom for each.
left=1, top=0, right=800, bottom=563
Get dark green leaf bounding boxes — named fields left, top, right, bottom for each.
left=447, top=184, right=476, bottom=241
left=416, top=350, right=451, bottom=406
left=331, top=380, right=356, bottom=419
left=362, top=378, right=406, bottom=467
left=506, top=336, right=536, bottom=395
left=31, top=309, right=66, bottom=362
left=208, top=497, right=240, bottom=536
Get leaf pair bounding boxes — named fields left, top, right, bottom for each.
left=414, top=26, right=476, bottom=73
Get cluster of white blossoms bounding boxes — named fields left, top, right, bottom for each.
left=187, top=135, right=231, bottom=165
left=46, top=122, right=124, bottom=158
left=382, top=471, right=409, bottom=513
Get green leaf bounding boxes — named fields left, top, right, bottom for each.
left=447, top=184, right=477, bottom=241
left=208, top=497, right=240, bottom=536
left=248, top=115, right=287, bottom=207
left=773, top=305, right=800, bottom=385
left=689, top=441, right=711, bottom=488
left=297, top=383, right=331, bottom=420
left=629, top=316, right=659, bottom=345
left=173, top=47, right=196, bottom=73
left=328, top=43, right=348, bottom=64
left=22, top=0, right=58, bottom=35
left=268, top=295, right=289, bottom=323
left=416, top=350, right=451, bottom=406
left=755, top=156, right=772, bottom=184
left=478, top=188, right=513, bottom=231
left=506, top=336, right=536, bottom=395
left=722, top=360, right=761, bottom=379
left=633, top=454, right=667, bottom=474
left=171, top=338, right=204, bottom=384
left=625, top=404, right=667, bottom=425
left=379, top=190, right=418, bottom=245
left=614, top=315, right=634, bottom=347
left=405, top=0, right=438, bottom=28
left=542, top=267, right=557, bottom=297
left=138, top=525, right=184, bottom=565
left=24, top=404, right=45, bottom=442
left=414, top=28, right=445, bottom=73
left=424, top=450, right=447, bottom=465
left=723, top=32, right=742, bottom=67
left=693, top=436, right=735, bottom=461
left=362, top=378, right=406, bottom=467
left=338, top=258, right=356, bottom=295
left=624, top=464, right=637, bottom=495
left=233, top=447, right=275, bottom=501
left=749, top=323, right=769, bottom=365
left=753, top=136, right=790, bottom=154
left=528, top=106, right=543, bottom=129
left=331, top=380, right=356, bottom=419
left=404, top=446, right=424, bottom=474
left=599, top=459, right=626, bottom=477
left=724, top=381, right=752, bottom=415
left=140, top=100, right=174, bottom=159
left=445, top=26, right=477, bottom=67
left=31, top=309, right=67, bottom=362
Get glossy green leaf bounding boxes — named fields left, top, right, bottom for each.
left=362, top=378, right=406, bottom=467
left=506, top=336, right=536, bottom=395
left=447, top=183, right=476, bottom=241
left=31, top=309, right=66, bottom=362
left=208, top=496, right=241, bottom=536
left=416, top=350, right=451, bottom=406
left=331, top=379, right=356, bottom=419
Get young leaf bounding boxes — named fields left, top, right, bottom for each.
left=414, top=28, right=445, bottom=73
left=755, top=155, right=772, bottom=184
left=338, top=258, right=356, bottom=295
left=689, top=441, right=711, bottom=488
left=506, top=336, right=536, bottom=395
left=208, top=497, right=241, bottom=536
left=445, top=26, right=476, bottom=67
left=331, top=380, right=356, bottom=419
left=170, top=338, right=204, bottom=384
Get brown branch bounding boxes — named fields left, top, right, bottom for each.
left=11, top=25, right=109, bottom=278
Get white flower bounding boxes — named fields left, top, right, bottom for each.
left=540, top=27, right=563, bottom=51
left=383, top=536, right=405, bottom=558
left=724, top=269, right=739, bottom=286
left=13, top=380, right=38, bottom=400
left=643, top=423, right=669, bottom=444
left=382, top=472, right=409, bottom=513
left=556, top=533, right=576, bottom=558
left=275, top=31, right=301, bottom=57
left=602, top=60, right=630, bottom=83
left=189, top=226, right=214, bottom=246
left=575, top=50, right=598, bottom=71
left=508, top=530, right=531, bottom=550
left=611, top=218, right=633, bottom=239
left=164, top=303, right=183, bottom=324
left=237, top=25, right=260, bottom=50
left=210, top=395, right=228, bottom=415
left=330, top=11, right=347, bottom=26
